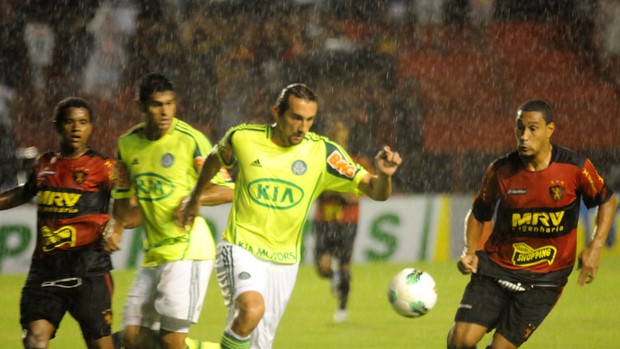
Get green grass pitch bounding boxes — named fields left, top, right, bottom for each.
left=1, top=255, right=619, bottom=348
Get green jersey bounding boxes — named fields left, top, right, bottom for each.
left=218, top=124, right=369, bottom=264
left=113, top=118, right=230, bottom=267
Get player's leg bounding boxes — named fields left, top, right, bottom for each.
left=22, top=320, right=56, bottom=349
left=20, top=279, right=67, bottom=349
left=313, top=221, right=333, bottom=278
left=447, top=322, right=488, bottom=349
left=69, top=274, right=115, bottom=349
left=492, top=285, right=563, bottom=348
left=249, top=259, right=298, bottom=349
left=217, top=243, right=264, bottom=349
left=447, top=274, right=507, bottom=349
left=332, top=223, right=357, bottom=322
left=122, top=267, right=161, bottom=349
left=155, top=260, right=213, bottom=349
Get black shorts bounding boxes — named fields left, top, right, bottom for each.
left=314, top=221, right=357, bottom=264
left=20, top=273, right=114, bottom=341
left=454, top=273, right=562, bottom=347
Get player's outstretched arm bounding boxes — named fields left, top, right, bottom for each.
left=577, top=194, right=618, bottom=286
left=358, top=146, right=401, bottom=201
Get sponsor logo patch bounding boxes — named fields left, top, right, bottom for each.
left=511, top=242, right=557, bottom=266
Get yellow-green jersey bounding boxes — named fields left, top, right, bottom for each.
left=113, top=118, right=232, bottom=267
left=217, top=124, right=369, bottom=264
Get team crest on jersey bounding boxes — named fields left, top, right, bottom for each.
left=549, top=180, right=565, bottom=202
left=161, top=153, right=175, bottom=168
left=291, top=160, right=307, bottom=175
left=73, top=169, right=87, bottom=185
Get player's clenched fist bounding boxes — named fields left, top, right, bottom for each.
left=375, top=145, right=402, bottom=176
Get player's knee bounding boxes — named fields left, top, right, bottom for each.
left=447, top=329, right=478, bottom=349
left=23, top=330, right=50, bottom=349
left=236, top=292, right=265, bottom=323
left=315, top=255, right=332, bottom=277
left=23, top=322, right=54, bottom=349
left=121, top=326, right=153, bottom=349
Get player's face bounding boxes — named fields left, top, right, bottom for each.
left=58, top=107, right=92, bottom=153
left=273, top=96, right=318, bottom=147
left=143, top=91, right=176, bottom=135
left=515, top=110, right=554, bottom=159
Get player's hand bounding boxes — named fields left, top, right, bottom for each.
left=577, top=247, right=600, bottom=287
left=177, top=196, right=199, bottom=232
left=375, top=146, right=402, bottom=177
left=102, top=219, right=122, bottom=253
left=457, top=254, right=478, bottom=275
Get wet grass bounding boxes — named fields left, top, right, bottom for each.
left=1, top=255, right=619, bottom=348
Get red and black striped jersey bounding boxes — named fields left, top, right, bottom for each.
left=472, top=145, right=614, bottom=285
left=25, top=149, right=115, bottom=278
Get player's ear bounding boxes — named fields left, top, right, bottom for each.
left=272, top=106, right=281, bottom=122
left=546, top=121, right=555, bottom=138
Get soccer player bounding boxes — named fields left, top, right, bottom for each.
left=103, top=73, right=233, bottom=349
left=312, top=119, right=374, bottom=323
left=0, top=97, right=116, bottom=349
left=447, top=99, right=618, bottom=349
left=181, top=83, right=402, bottom=349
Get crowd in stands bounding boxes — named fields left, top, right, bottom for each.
left=1, top=0, right=619, bottom=193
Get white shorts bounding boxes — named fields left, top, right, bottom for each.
left=123, top=260, right=213, bottom=333
left=216, top=242, right=299, bottom=349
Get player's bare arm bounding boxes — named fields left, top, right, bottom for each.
left=577, top=194, right=618, bottom=286
left=103, top=160, right=136, bottom=252
left=0, top=185, right=34, bottom=210
left=358, top=146, right=401, bottom=201
left=103, top=197, right=132, bottom=252
left=457, top=210, right=483, bottom=275
left=181, top=146, right=228, bottom=227
left=199, top=182, right=234, bottom=206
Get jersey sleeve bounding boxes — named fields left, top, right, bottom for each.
left=111, top=141, right=134, bottom=200
left=471, top=162, right=499, bottom=222
left=322, top=140, right=368, bottom=195
left=579, top=158, right=614, bottom=208
left=216, top=126, right=238, bottom=168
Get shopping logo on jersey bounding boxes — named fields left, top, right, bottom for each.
left=511, top=242, right=557, bottom=266
left=41, top=225, right=77, bottom=251
left=134, top=173, right=175, bottom=201
left=248, top=178, right=304, bottom=209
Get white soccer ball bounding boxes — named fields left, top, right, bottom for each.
left=387, top=268, right=438, bottom=318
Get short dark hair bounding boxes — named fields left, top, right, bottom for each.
left=137, top=73, right=174, bottom=104
left=517, top=99, right=554, bottom=124
left=274, top=83, right=318, bottom=115
left=53, top=97, right=94, bottom=126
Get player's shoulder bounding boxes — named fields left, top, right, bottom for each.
left=490, top=150, right=520, bottom=171
left=305, top=131, right=326, bottom=143
left=173, top=118, right=205, bottom=136
left=226, top=123, right=269, bottom=142
left=119, top=122, right=145, bottom=140
left=232, top=123, right=269, bottom=134
left=84, top=148, right=113, bottom=161
left=551, top=144, right=587, bottom=168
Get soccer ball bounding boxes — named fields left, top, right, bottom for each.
left=387, top=268, right=437, bottom=318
